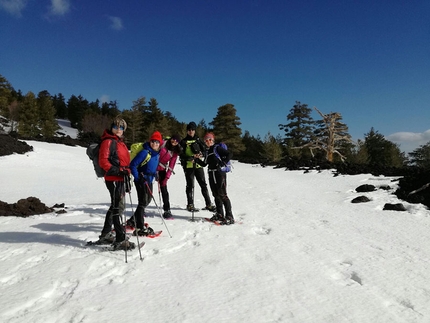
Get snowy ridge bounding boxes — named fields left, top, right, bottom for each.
left=0, top=141, right=429, bottom=322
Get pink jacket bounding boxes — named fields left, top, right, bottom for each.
left=157, top=144, right=179, bottom=181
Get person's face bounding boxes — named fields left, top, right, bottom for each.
left=112, top=125, right=124, bottom=136
left=204, top=137, right=214, bottom=147
left=150, top=139, right=161, bottom=151
left=187, top=128, right=195, bottom=136
left=171, top=138, right=179, bottom=146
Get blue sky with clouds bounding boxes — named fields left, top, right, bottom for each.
left=1, top=0, right=429, bottom=152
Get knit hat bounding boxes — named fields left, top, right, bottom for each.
left=171, top=134, right=181, bottom=143
left=150, top=131, right=162, bottom=143
left=187, top=122, right=197, bottom=130
left=111, top=117, right=127, bottom=131
left=204, top=132, right=215, bottom=141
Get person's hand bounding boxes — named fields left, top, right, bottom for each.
left=119, top=168, right=130, bottom=176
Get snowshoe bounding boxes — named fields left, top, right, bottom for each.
left=133, top=226, right=155, bottom=237
left=203, top=204, right=216, bottom=212
left=224, top=215, right=235, bottom=225
left=112, top=240, right=136, bottom=251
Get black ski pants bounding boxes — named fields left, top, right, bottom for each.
left=102, top=180, right=126, bottom=242
left=184, top=166, right=212, bottom=207
left=158, top=170, right=171, bottom=211
left=208, top=170, right=232, bottom=217
left=131, top=180, right=152, bottom=230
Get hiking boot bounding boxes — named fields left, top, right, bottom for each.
left=209, top=213, right=225, bottom=222
left=133, top=226, right=155, bottom=236
left=203, top=204, right=216, bottom=212
left=113, top=240, right=136, bottom=250
left=224, top=215, right=235, bottom=225
left=187, top=204, right=196, bottom=212
left=163, top=210, right=173, bottom=219
left=126, top=218, right=135, bottom=227
left=98, top=232, right=115, bottom=244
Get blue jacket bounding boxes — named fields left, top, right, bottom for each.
left=130, top=142, right=160, bottom=183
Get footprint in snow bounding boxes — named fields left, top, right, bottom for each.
left=253, top=227, right=271, bottom=235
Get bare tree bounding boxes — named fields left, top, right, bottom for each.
left=298, top=107, right=353, bottom=162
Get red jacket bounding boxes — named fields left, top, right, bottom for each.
left=99, top=129, right=130, bottom=182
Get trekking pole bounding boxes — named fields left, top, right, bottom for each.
left=145, top=181, right=173, bottom=238
left=122, top=196, right=128, bottom=263
left=125, top=175, right=143, bottom=261
left=114, top=185, right=127, bottom=263
left=191, top=159, right=196, bottom=222
left=158, top=180, right=163, bottom=222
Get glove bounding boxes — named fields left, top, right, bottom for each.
left=119, top=168, right=130, bottom=176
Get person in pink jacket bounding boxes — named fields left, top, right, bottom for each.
left=157, top=134, right=182, bottom=218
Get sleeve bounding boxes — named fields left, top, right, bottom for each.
left=130, top=150, right=149, bottom=180
left=99, top=139, right=119, bottom=175
left=165, top=153, right=178, bottom=179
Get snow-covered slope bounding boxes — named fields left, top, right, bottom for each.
left=0, top=141, right=429, bottom=323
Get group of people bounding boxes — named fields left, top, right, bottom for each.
left=97, top=117, right=235, bottom=250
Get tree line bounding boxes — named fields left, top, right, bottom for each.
left=1, top=74, right=429, bottom=171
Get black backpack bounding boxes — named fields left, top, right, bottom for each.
left=86, top=139, right=117, bottom=178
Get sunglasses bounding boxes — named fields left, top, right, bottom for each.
left=150, top=140, right=160, bottom=144
left=112, top=125, right=125, bottom=131
left=204, top=138, right=214, bottom=142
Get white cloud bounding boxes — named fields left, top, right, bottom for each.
left=0, top=0, right=28, bottom=17
left=108, top=16, right=124, bottom=30
left=387, top=129, right=430, bottom=153
left=48, top=0, right=70, bottom=16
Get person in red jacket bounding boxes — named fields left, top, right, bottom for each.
left=157, top=134, right=182, bottom=219
left=98, top=117, right=134, bottom=250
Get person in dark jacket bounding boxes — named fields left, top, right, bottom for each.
left=179, top=121, right=215, bottom=212
left=196, top=132, right=234, bottom=224
left=157, top=134, right=182, bottom=219
left=127, top=131, right=162, bottom=236
left=98, top=117, right=134, bottom=249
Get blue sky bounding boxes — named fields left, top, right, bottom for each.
left=1, top=0, right=429, bottom=153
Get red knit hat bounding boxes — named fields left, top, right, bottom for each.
left=150, top=131, right=162, bottom=143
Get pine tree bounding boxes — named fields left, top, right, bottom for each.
left=279, top=101, right=315, bottom=147
left=238, top=131, right=265, bottom=164
left=37, top=90, right=58, bottom=137
left=67, top=95, right=89, bottom=129
left=408, top=142, right=430, bottom=169
left=0, top=74, right=13, bottom=117
left=209, top=103, right=245, bottom=155
left=52, top=93, right=67, bottom=119
left=127, top=96, right=147, bottom=142
left=18, top=92, right=39, bottom=137
left=364, top=128, right=407, bottom=168
left=262, top=132, right=283, bottom=164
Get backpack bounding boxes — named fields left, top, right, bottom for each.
left=86, top=139, right=116, bottom=178
left=214, top=142, right=232, bottom=172
left=130, top=142, right=151, bottom=167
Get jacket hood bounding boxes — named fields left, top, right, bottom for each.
left=101, top=129, right=122, bottom=141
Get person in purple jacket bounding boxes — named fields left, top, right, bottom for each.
left=157, top=134, right=182, bottom=218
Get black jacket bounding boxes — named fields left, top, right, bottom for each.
left=196, top=144, right=232, bottom=171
